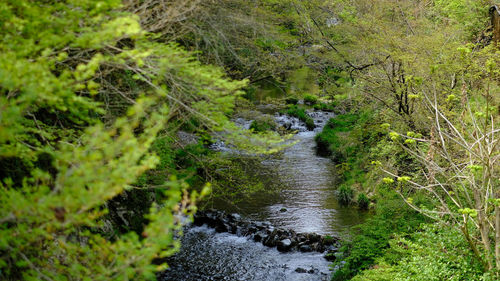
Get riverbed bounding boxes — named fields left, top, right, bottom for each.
left=160, top=110, right=369, bottom=280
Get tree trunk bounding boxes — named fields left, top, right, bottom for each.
left=475, top=189, right=493, bottom=270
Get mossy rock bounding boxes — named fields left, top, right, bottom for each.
left=303, top=94, right=318, bottom=105
left=305, top=118, right=315, bottom=131
left=250, top=117, right=277, bottom=132
left=282, top=105, right=315, bottom=130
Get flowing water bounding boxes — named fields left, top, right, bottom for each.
left=161, top=110, right=369, bottom=281
left=160, top=226, right=332, bottom=281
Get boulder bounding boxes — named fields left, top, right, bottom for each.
left=253, top=232, right=267, bottom=242
left=299, top=244, right=313, bottom=252
left=215, top=223, right=229, bottom=233
left=277, top=239, right=292, bottom=252
left=263, top=235, right=277, bottom=247
left=229, top=213, right=241, bottom=221
left=307, top=233, right=321, bottom=243
left=295, top=267, right=307, bottom=273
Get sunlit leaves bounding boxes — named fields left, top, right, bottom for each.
left=0, top=0, right=249, bottom=279
left=383, top=177, right=395, bottom=184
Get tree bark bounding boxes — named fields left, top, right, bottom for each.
left=475, top=188, right=493, bottom=270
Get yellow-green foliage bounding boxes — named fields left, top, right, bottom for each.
left=351, top=224, right=487, bottom=281
left=0, top=0, right=252, bottom=279
left=303, top=0, right=498, bottom=278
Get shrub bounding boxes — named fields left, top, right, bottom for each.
left=305, top=118, right=316, bottom=131
left=303, top=94, right=318, bottom=105
left=313, top=102, right=335, bottom=111
left=352, top=224, right=486, bottom=281
left=332, top=189, right=428, bottom=281
left=0, top=0, right=243, bottom=279
left=314, top=115, right=358, bottom=159
left=315, top=130, right=335, bottom=156
left=242, top=86, right=257, bottom=101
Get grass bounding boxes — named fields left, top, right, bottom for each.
left=314, top=114, right=358, bottom=158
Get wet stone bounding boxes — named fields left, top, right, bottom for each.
left=324, top=252, right=336, bottom=262
left=277, top=239, right=292, bottom=252
left=253, top=232, right=266, bottom=242
left=229, top=213, right=241, bottom=221
left=295, top=267, right=307, bottom=273
left=215, top=223, right=229, bottom=233
left=299, top=244, right=313, bottom=252
left=192, top=209, right=340, bottom=256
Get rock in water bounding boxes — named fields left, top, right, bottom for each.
left=193, top=209, right=341, bottom=256
left=295, top=267, right=307, bottom=273
left=277, top=238, right=292, bottom=252
left=299, top=244, right=313, bottom=252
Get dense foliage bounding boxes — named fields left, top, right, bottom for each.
left=2, top=0, right=500, bottom=280
left=332, top=189, right=428, bottom=280
left=0, top=0, right=285, bottom=279
left=306, top=0, right=499, bottom=279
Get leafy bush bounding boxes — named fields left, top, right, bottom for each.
left=332, top=189, right=428, bottom=281
left=315, top=131, right=335, bottom=156
left=303, top=94, right=318, bottom=105
left=242, top=86, right=258, bottom=101
left=352, top=224, right=486, bottom=281
left=314, top=114, right=358, bottom=158
left=313, top=102, right=335, bottom=111
left=0, top=0, right=245, bottom=279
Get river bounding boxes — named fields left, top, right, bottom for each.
left=160, top=110, right=369, bottom=281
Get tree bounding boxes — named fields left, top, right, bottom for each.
left=0, top=0, right=258, bottom=279
left=382, top=44, right=500, bottom=272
